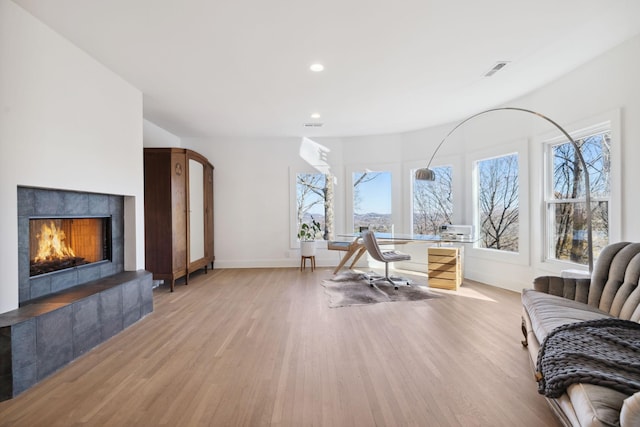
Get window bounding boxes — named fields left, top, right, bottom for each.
left=352, top=170, right=392, bottom=232
left=475, top=153, right=519, bottom=252
left=412, top=166, right=453, bottom=234
left=545, top=129, right=611, bottom=264
left=296, top=172, right=332, bottom=240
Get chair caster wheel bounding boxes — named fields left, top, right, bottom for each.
left=394, top=286, right=399, bottom=290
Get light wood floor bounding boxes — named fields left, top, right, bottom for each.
left=0, top=268, right=561, bottom=427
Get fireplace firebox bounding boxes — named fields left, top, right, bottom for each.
left=29, top=217, right=112, bottom=277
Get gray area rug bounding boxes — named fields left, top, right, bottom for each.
left=321, top=271, right=442, bottom=308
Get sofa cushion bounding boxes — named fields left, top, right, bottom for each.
left=568, top=383, right=627, bottom=427
left=522, top=289, right=611, bottom=344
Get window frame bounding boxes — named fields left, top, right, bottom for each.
left=406, top=156, right=464, bottom=235
left=541, top=112, right=620, bottom=269
left=474, top=151, right=521, bottom=253
left=411, top=164, right=453, bottom=235
left=465, top=138, right=530, bottom=265
left=289, top=167, right=334, bottom=249
left=345, top=162, right=403, bottom=235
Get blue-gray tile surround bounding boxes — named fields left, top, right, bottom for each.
left=36, top=306, right=74, bottom=379
left=50, top=269, right=79, bottom=294
left=11, top=319, right=36, bottom=396
left=0, top=270, right=153, bottom=401
left=99, top=286, right=123, bottom=340
left=17, top=187, right=125, bottom=304
left=122, top=279, right=142, bottom=328
left=7, top=187, right=150, bottom=401
left=77, top=263, right=103, bottom=284
left=72, top=296, right=101, bottom=357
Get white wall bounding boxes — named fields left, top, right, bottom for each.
left=0, top=1, right=145, bottom=313
left=180, top=34, right=640, bottom=293
left=143, top=119, right=182, bottom=148
left=183, top=136, right=345, bottom=268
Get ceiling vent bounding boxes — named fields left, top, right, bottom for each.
left=303, top=123, right=324, bottom=128
left=484, top=61, right=509, bottom=77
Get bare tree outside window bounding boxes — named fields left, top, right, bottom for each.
left=296, top=170, right=393, bottom=239
left=296, top=173, right=334, bottom=240
left=548, top=131, right=610, bottom=264
left=412, top=166, right=453, bottom=234
left=352, top=171, right=391, bottom=232
left=476, top=153, right=519, bottom=252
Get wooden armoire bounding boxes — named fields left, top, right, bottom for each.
left=144, top=148, right=214, bottom=291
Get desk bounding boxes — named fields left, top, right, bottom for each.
left=327, top=240, right=367, bottom=274
left=330, top=233, right=417, bottom=274
left=331, top=232, right=473, bottom=275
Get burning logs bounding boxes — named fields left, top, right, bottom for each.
left=30, top=257, right=87, bottom=276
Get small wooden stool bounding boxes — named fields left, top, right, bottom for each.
left=300, top=255, right=316, bottom=271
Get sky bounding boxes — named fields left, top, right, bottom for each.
left=353, top=171, right=392, bottom=214
left=305, top=171, right=392, bottom=216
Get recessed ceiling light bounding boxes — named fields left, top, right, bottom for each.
left=310, top=63, right=324, bottom=72
left=310, top=113, right=321, bottom=119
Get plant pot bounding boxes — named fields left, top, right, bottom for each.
left=300, top=240, right=316, bottom=257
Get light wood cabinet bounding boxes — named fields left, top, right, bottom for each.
left=427, top=247, right=462, bottom=290
left=144, top=148, right=214, bottom=291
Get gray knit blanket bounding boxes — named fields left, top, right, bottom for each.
left=536, top=318, right=640, bottom=398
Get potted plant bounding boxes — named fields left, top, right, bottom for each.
left=298, top=217, right=322, bottom=257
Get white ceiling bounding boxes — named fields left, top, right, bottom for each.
left=12, top=0, right=640, bottom=139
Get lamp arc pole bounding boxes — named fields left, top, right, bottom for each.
left=417, top=107, right=593, bottom=272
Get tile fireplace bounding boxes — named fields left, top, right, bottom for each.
left=17, top=187, right=124, bottom=304
left=1, top=187, right=152, bottom=400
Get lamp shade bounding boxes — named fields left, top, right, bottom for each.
left=415, top=168, right=436, bottom=181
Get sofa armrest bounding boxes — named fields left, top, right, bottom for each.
left=621, top=392, right=640, bottom=426
left=533, top=276, right=591, bottom=304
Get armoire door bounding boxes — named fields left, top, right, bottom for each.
left=187, top=150, right=210, bottom=274
left=204, top=162, right=214, bottom=268
left=188, top=157, right=205, bottom=265
left=171, top=151, right=188, bottom=276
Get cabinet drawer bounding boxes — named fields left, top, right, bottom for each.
left=428, top=278, right=460, bottom=290
left=429, top=270, right=459, bottom=280
left=428, top=247, right=459, bottom=256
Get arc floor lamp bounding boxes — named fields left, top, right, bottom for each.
left=414, top=107, right=593, bottom=272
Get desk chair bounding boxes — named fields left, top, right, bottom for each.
left=361, top=230, right=411, bottom=289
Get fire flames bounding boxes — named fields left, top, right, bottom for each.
left=34, top=221, right=76, bottom=262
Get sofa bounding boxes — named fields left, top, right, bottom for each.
left=521, top=242, right=640, bottom=427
